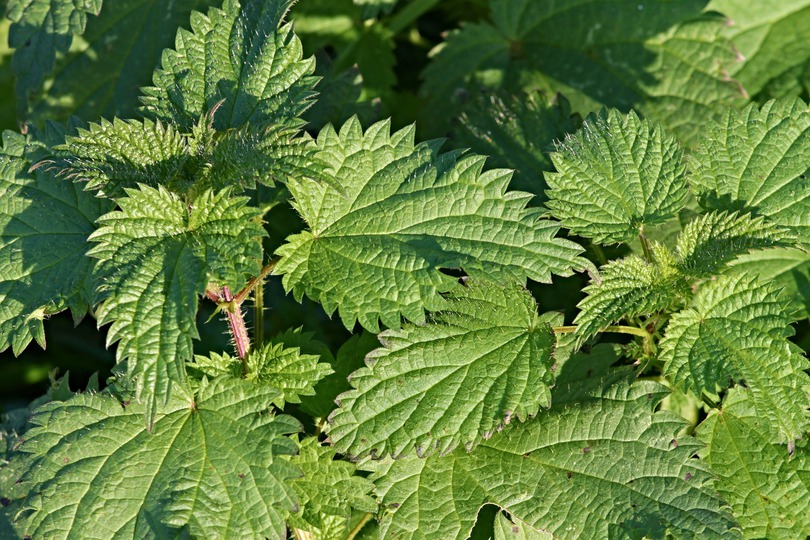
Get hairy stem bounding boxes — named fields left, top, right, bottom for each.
left=221, top=286, right=250, bottom=374
left=638, top=228, right=654, bottom=264
left=235, top=258, right=278, bottom=304
left=553, top=324, right=651, bottom=339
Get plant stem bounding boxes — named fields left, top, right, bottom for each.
left=255, top=276, right=264, bottom=347
left=388, top=0, right=439, bottom=33
left=347, top=513, right=373, bottom=540
left=553, top=324, right=650, bottom=340
left=235, top=259, right=278, bottom=304
left=638, top=228, right=654, bottom=264
left=221, top=286, right=250, bottom=374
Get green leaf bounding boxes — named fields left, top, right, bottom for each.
left=697, top=388, right=810, bottom=539
left=6, top=0, right=102, bottom=114
left=689, top=98, right=810, bottom=243
left=276, top=117, right=587, bottom=331
left=545, top=109, right=687, bottom=244
left=57, top=114, right=329, bottom=198
left=660, top=273, right=810, bottom=443
left=18, top=377, right=302, bottom=539
left=288, top=437, right=377, bottom=535
left=372, top=380, right=739, bottom=540
left=141, top=0, right=317, bottom=131
left=87, top=186, right=265, bottom=424
left=728, top=247, right=810, bottom=320
left=353, top=0, right=398, bottom=19
left=0, top=127, right=111, bottom=355
left=24, top=0, right=223, bottom=124
left=494, top=513, right=553, bottom=540
left=190, top=339, right=333, bottom=408
left=299, top=331, right=378, bottom=419
left=675, top=210, right=793, bottom=277
left=420, top=0, right=744, bottom=143
left=708, top=0, right=810, bottom=99
left=574, top=244, right=688, bottom=342
left=303, top=60, right=380, bottom=132
left=451, top=90, right=581, bottom=201
left=328, top=280, right=559, bottom=459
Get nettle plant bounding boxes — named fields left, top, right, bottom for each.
left=0, top=0, right=809, bottom=539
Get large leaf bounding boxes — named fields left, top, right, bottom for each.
left=451, top=89, right=581, bottom=200
left=140, top=0, right=317, bottom=131
left=689, top=98, right=810, bottom=243
left=660, top=273, right=810, bottom=443
left=372, top=380, right=739, bottom=540
left=420, top=0, right=744, bottom=143
left=25, top=0, right=222, bottom=124
left=0, top=127, right=111, bottom=355
left=6, top=0, right=102, bottom=114
left=276, top=118, right=587, bottom=331
left=87, top=186, right=265, bottom=424
left=18, top=377, right=301, bottom=539
left=697, top=388, right=810, bottom=539
left=708, top=0, right=810, bottom=99
left=545, top=109, right=687, bottom=244
left=328, top=280, right=558, bottom=458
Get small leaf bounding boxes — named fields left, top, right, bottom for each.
left=689, top=98, right=810, bottom=243
left=729, top=247, right=810, bottom=320
left=328, top=280, right=559, bottom=459
left=0, top=127, right=112, bottom=355
left=675, top=210, right=794, bottom=277
left=372, top=380, right=739, bottom=540
left=545, top=109, right=688, bottom=244
left=574, top=243, right=688, bottom=342
left=697, top=388, right=810, bottom=539
left=141, top=0, right=317, bottom=131
left=88, top=186, right=265, bottom=424
left=276, top=117, right=587, bottom=332
left=190, top=340, right=333, bottom=408
left=288, top=437, right=377, bottom=535
left=660, top=273, right=810, bottom=443
left=19, top=378, right=302, bottom=539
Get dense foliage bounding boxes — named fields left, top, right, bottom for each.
left=1, top=0, right=809, bottom=538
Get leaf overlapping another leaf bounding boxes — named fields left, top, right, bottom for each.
left=660, top=273, right=810, bottom=443
left=18, top=378, right=302, bottom=539
left=689, top=98, right=810, bottom=242
left=372, top=380, right=739, bottom=540
left=420, top=0, right=743, bottom=143
left=545, top=109, right=688, bottom=244
left=698, top=388, right=810, bottom=538
left=88, top=186, right=265, bottom=424
left=6, top=0, right=102, bottom=114
left=328, top=280, right=558, bottom=459
left=276, top=117, right=587, bottom=331
left=0, top=127, right=111, bottom=355
left=140, top=0, right=318, bottom=132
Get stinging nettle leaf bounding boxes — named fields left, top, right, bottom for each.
left=140, top=0, right=318, bottom=132
left=660, top=273, right=810, bottom=443
left=574, top=243, right=689, bottom=342
left=697, top=388, right=810, bottom=539
left=18, top=377, right=302, bottom=539
left=7, top=0, right=102, bottom=115
left=88, top=185, right=265, bottom=424
left=372, top=380, right=740, bottom=540
left=328, top=279, right=559, bottom=459
left=689, top=98, right=810, bottom=243
left=190, top=339, right=333, bottom=408
left=420, top=0, right=744, bottom=143
left=675, top=209, right=794, bottom=277
left=288, top=436, right=377, bottom=536
left=0, top=127, right=112, bottom=356
left=276, top=117, right=587, bottom=332
left=545, top=108, right=688, bottom=245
